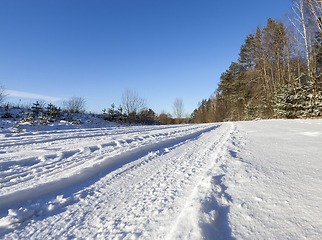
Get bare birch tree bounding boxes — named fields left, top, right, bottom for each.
left=305, top=0, right=322, bottom=31
left=121, top=89, right=147, bottom=116
left=289, top=0, right=312, bottom=71
left=173, top=97, right=184, bottom=119
left=0, top=86, right=8, bottom=105
left=62, top=96, right=86, bottom=113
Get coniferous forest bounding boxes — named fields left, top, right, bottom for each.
left=192, top=0, right=322, bottom=123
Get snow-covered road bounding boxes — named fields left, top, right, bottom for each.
left=1, top=120, right=322, bottom=239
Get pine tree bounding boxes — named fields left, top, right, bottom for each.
left=31, top=101, right=43, bottom=118
left=239, top=33, right=255, bottom=71
left=45, top=103, right=61, bottom=121
left=1, top=104, right=13, bottom=118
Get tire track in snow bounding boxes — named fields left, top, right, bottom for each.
left=167, top=122, right=235, bottom=239
left=0, top=124, right=203, bottom=148
left=0, top=123, right=230, bottom=239
left=0, top=125, right=212, bottom=194
left=47, top=123, right=234, bottom=239
left=0, top=124, right=218, bottom=210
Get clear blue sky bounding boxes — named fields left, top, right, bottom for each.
left=1, top=0, right=292, bottom=116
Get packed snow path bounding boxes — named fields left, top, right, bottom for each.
left=0, top=123, right=233, bottom=239
left=0, top=120, right=322, bottom=239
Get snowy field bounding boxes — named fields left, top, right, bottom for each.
left=0, top=119, right=322, bottom=239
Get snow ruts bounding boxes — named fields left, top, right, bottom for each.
left=0, top=124, right=218, bottom=209
left=167, top=122, right=235, bottom=239
left=0, top=122, right=238, bottom=239
left=0, top=124, right=193, bottom=148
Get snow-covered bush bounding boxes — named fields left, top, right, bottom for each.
left=274, top=81, right=322, bottom=119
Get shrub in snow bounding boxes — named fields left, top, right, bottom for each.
left=1, top=105, right=13, bottom=119
left=20, top=108, right=34, bottom=123
left=102, top=104, right=125, bottom=123
left=45, top=103, right=62, bottom=122
left=14, top=121, right=21, bottom=133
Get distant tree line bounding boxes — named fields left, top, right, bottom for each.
left=0, top=87, right=161, bottom=126
left=102, top=103, right=159, bottom=125
left=102, top=89, right=160, bottom=125
left=101, top=91, right=192, bottom=125
left=192, top=0, right=322, bottom=123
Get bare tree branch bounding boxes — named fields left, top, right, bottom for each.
left=121, top=89, right=147, bottom=116
left=62, top=96, right=86, bottom=113
left=289, top=0, right=312, bottom=70
left=173, top=97, right=184, bottom=119
left=0, top=86, right=8, bottom=105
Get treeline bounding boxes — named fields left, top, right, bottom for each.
left=192, top=0, right=322, bottom=122
left=100, top=91, right=191, bottom=125
left=0, top=88, right=188, bottom=126
left=102, top=103, right=159, bottom=125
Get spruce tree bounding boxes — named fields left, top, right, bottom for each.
left=45, top=103, right=61, bottom=121
left=31, top=101, right=43, bottom=118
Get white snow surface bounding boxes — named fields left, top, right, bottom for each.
left=0, top=119, right=322, bottom=239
